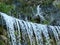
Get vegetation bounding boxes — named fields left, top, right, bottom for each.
left=0, top=0, right=55, bottom=15
left=0, top=0, right=60, bottom=45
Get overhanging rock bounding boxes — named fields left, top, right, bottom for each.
left=0, top=12, right=60, bottom=45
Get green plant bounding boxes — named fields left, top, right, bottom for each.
left=0, top=3, right=14, bottom=14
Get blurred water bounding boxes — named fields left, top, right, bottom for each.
left=0, top=12, right=60, bottom=45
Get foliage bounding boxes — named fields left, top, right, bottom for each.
left=0, top=3, right=14, bottom=14
left=0, top=40, right=5, bottom=45
left=0, top=0, right=55, bottom=14
left=0, top=0, right=59, bottom=24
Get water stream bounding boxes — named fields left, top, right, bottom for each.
left=36, top=5, right=45, bottom=21
left=0, top=12, right=60, bottom=45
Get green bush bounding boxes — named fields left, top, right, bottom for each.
left=0, top=3, right=14, bottom=14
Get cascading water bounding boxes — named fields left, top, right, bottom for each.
left=36, top=5, right=45, bottom=21
left=0, top=12, right=60, bottom=45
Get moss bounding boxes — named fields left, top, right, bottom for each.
left=41, top=0, right=54, bottom=6
left=0, top=40, right=5, bottom=45
left=0, top=3, right=14, bottom=14
left=43, top=20, right=49, bottom=24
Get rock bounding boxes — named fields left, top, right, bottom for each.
left=0, top=35, right=8, bottom=45
left=53, top=0, right=60, bottom=9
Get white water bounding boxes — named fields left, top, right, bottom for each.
left=0, top=12, right=17, bottom=45
left=0, top=12, right=60, bottom=45
left=36, top=5, right=45, bottom=21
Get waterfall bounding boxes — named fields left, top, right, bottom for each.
left=0, top=12, right=60, bottom=45
left=36, top=5, right=45, bottom=21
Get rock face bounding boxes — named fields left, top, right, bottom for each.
left=0, top=27, right=8, bottom=45
left=0, top=12, right=60, bottom=45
